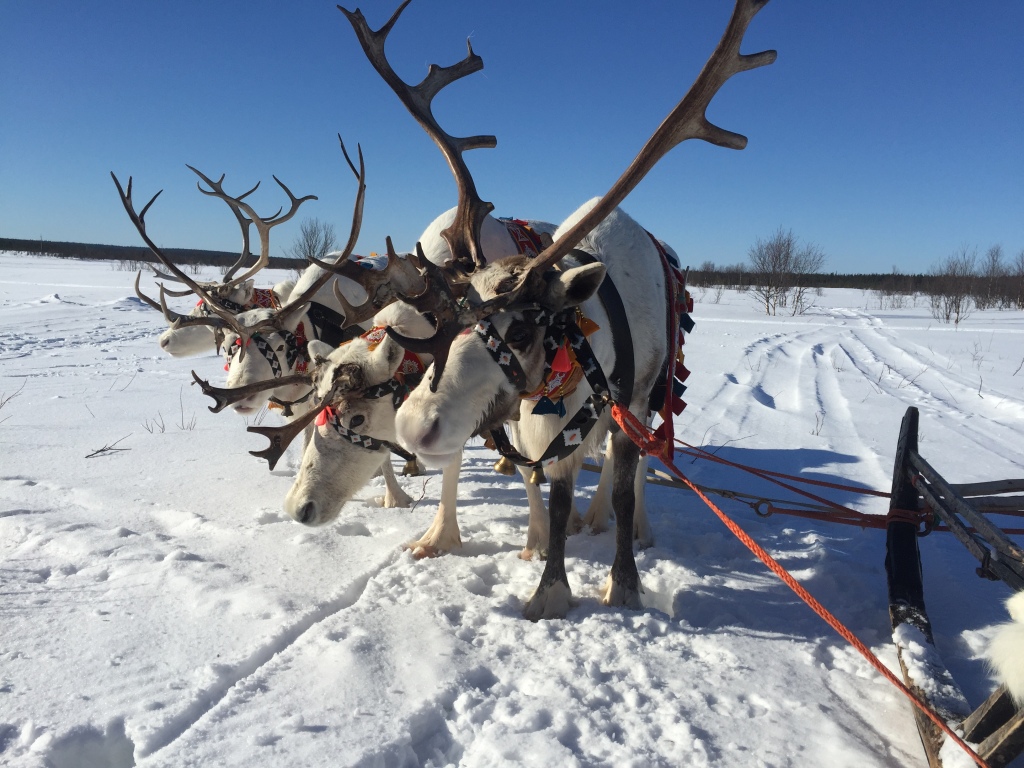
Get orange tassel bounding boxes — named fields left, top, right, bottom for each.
left=551, top=342, right=571, bottom=373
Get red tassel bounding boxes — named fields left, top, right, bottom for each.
left=551, top=342, right=571, bottom=373
left=315, top=407, right=334, bottom=427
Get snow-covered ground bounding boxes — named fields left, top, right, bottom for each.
left=1, top=251, right=1021, bottom=767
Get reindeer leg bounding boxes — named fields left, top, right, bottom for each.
left=633, top=452, right=654, bottom=548
left=600, top=429, right=644, bottom=609
left=583, top=439, right=614, bottom=532
left=405, top=449, right=463, bottom=558
left=377, top=457, right=413, bottom=509
left=519, top=467, right=550, bottom=560
left=523, top=476, right=574, bottom=621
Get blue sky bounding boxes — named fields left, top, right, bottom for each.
left=2, top=1, right=1023, bottom=275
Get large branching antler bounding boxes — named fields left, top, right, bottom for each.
left=524, top=0, right=776, bottom=278
left=339, top=0, right=495, bottom=274
left=111, top=173, right=244, bottom=333
left=115, top=138, right=365, bottom=355
left=187, top=166, right=316, bottom=291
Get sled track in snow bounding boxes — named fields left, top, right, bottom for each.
left=138, top=549, right=403, bottom=758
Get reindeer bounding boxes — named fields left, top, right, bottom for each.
left=321, top=0, right=774, bottom=619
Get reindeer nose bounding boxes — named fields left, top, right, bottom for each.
left=159, top=336, right=170, bottom=349
left=296, top=501, right=318, bottom=525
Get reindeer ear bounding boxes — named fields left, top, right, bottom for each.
left=549, top=263, right=606, bottom=309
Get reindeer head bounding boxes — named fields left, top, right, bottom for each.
left=156, top=279, right=271, bottom=357
left=220, top=305, right=313, bottom=414
left=395, top=248, right=606, bottom=467
left=282, top=304, right=433, bottom=525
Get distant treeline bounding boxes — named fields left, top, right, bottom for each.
left=689, top=267, right=939, bottom=293
left=0, top=237, right=305, bottom=272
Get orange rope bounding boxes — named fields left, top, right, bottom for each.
left=610, top=405, right=991, bottom=768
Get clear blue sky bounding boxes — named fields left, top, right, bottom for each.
left=3, top=1, right=1023, bottom=275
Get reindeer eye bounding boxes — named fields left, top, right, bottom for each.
left=349, top=415, right=365, bottom=428
left=505, top=323, right=532, bottom=347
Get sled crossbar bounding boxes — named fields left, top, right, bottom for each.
left=886, top=406, right=1024, bottom=768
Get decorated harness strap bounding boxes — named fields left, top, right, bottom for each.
left=312, top=331, right=425, bottom=459
left=485, top=311, right=614, bottom=473
left=227, top=322, right=310, bottom=380
left=644, top=231, right=694, bottom=457
left=198, top=296, right=246, bottom=314
left=199, top=287, right=279, bottom=315
left=499, top=218, right=547, bottom=258
left=315, top=406, right=414, bottom=460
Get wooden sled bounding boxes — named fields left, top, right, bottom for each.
left=886, top=406, right=1024, bottom=767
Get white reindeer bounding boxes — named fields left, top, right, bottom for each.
left=334, top=0, right=774, bottom=618
left=397, top=203, right=668, bottom=617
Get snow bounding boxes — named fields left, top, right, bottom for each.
left=1, top=251, right=1022, bottom=767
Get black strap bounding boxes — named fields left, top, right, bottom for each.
left=569, top=249, right=634, bottom=408
left=307, top=301, right=362, bottom=347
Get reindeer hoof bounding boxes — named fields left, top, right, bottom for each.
left=402, top=542, right=444, bottom=560
left=567, top=511, right=584, bottom=536
left=523, top=581, right=572, bottom=621
left=403, top=536, right=460, bottom=559
left=582, top=507, right=609, bottom=534
left=600, top=574, right=644, bottom=610
left=378, top=490, right=413, bottom=508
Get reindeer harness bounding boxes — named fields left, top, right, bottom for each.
left=483, top=246, right=692, bottom=478
left=315, top=326, right=425, bottom=461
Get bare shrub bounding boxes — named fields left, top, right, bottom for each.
left=748, top=228, right=825, bottom=315
left=287, top=218, right=337, bottom=277
left=928, top=246, right=976, bottom=325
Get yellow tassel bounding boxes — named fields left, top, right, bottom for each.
left=493, top=456, right=516, bottom=476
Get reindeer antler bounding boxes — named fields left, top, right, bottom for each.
left=524, top=0, right=776, bottom=278
left=339, top=0, right=495, bottom=274
left=191, top=370, right=313, bottom=414
left=114, top=137, right=366, bottom=355
left=187, top=166, right=316, bottom=291
left=112, top=173, right=245, bottom=333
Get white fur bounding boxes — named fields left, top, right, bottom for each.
left=283, top=302, right=433, bottom=527
left=416, top=208, right=557, bottom=267
left=989, top=591, right=1024, bottom=704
